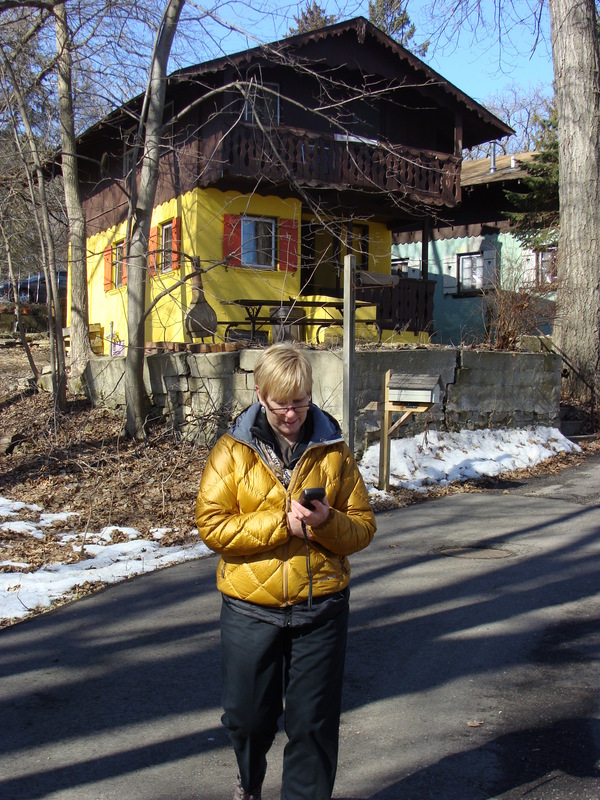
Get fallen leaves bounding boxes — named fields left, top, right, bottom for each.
left=1, top=389, right=209, bottom=577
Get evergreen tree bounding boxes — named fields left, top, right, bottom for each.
left=368, top=0, right=429, bottom=56
left=288, top=2, right=338, bottom=35
left=504, top=105, right=559, bottom=251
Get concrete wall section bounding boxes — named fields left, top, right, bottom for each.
left=446, top=349, right=561, bottom=430
left=353, top=348, right=458, bottom=445
left=79, top=347, right=562, bottom=450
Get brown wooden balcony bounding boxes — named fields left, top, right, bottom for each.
left=204, top=124, right=461, bottom=207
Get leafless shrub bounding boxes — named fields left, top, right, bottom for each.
left=482, top=251, right=556, bottom=350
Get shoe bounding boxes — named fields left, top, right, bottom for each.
left=233, top=775, right=262, bottom=800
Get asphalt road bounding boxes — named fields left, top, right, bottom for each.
left=1, top=455, right=599, bottom=800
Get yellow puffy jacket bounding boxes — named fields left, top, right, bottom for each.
left=196, top=403, right=376, bottom=606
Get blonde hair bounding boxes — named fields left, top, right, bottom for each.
left=254, top=343, right=312, bottom=401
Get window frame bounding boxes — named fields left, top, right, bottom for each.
left=113, top=241, right=125, bottom=288
left=148, top=217, right=181, bottom=277
left=240, top=215, right=277, bottom=270
left=457, top=250, right=495, bottom=295
left=243, top=81, right=280, bottom=126
left=122, top=128, right=137, bottom=180
left=537, top=248, right=558, bottom=287
left=392, top=257, right=409, bottom=276
left=104, top=241, right=127, bottom=291
left=160, top=221, right=174, bottom=273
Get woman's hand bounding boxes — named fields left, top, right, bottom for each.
left=287, top=497, right=330, bottom=539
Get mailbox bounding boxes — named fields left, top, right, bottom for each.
left=378, top=370, right=443, bottom=491
left=387, top=372, right=443, bottom=405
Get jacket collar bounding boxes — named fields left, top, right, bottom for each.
left=229, top=402, right=343, bottom=449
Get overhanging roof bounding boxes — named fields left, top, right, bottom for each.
left=78, top=17, right=512, bottom=149
left=461, top=151, right=536, bottom=187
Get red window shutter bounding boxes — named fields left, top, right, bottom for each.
left=148, top=226, right=158, bottom=277
left=171, top=216, right=181, bottom=271
left=104, top=247, right=113, bottom=291
left=223, top=214, right=242, bottom=267
left=122, top=255, right=127, bottom=286
left=279, top=218, right=299, bottom=272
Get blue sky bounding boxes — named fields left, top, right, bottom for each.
left=408, top=0, right=554, bottom=103
left=195, top=0, right=554, bottom=106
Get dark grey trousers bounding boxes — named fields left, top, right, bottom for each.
left=220, top=598, right=349, bottom=800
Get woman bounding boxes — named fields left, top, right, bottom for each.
left=196, top=342, right=376, bottom=800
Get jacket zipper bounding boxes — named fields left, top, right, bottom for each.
left=283, top=539, right=289, bottom=603
left=227, top=433, right=330, bottom=606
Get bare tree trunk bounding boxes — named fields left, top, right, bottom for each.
left=124, top=0, right=184, bottom=438
left=0, top=40, right=66, bottom=409
left=54, top=1, right=92, bottom=377
left=1, top=224, right=40, bottom=384
left=549, top=0, right=600, bottom=399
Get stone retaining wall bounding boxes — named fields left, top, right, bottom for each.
left=79, top=346, right=562, bottom=453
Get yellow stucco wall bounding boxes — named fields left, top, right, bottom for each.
left=194, top=190, right=304, bottom=335
left=81, top=187, right=398, bottom=352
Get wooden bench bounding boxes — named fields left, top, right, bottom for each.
left=224, top=316, right=380, bottom=343
left=223, top=318, right=272, bottom=342
left=219, top=317, right=271, bottom=343
left=303, top=317, right=380, bottom=343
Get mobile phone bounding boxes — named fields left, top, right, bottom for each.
left=299, top=487, right=326, bottom=510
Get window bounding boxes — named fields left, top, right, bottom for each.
left=460, top=253, right=483, bottom=291
left=103, top=241, right=127, bottom=291
left=458, top=251, right=496, bottom=294
left=148, top=217, right=181, bottom=276
left=244, top=82, right=280, bottom=126
left=123, top=129, right=137, bottom=180
left=241, top=217, right=276, bottom=268
left=344, top=97, right=380, bottom=141
left=392, top=257, right=423, bottom=278
left=223, top=214, right=298, bottom=272
left=392, top=257, right=408, bottom=276
left=160, top=222, right=174, bottom=272
left=520, top=249, right=557, bottom=290
left=538, top=249, right=557, bottom=286
left=161, top=102, right=174, bottom=155
left=114, top=242, right=125, bottom=287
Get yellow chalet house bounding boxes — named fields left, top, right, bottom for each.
left=73, top=17, right=511, bottom=353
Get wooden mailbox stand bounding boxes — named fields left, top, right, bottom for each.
left=378, top=370, right=442, bottom=491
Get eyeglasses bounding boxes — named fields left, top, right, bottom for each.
left=264, top=399, right=311, bottom=416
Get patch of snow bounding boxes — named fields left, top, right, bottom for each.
left=0, top=426, right=581, bottom=625
left=0, top=521, right=45, bottom=539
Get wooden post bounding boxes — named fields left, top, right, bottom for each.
left=342, top=254, right=356, bottom=452
left=378, top=369, right=392, bottom=491
left=421, top=219, right=430, bottom=281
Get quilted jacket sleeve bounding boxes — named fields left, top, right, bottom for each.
left=196, top=434, right=290, bottom=556
left=308, top=442, right=376, bottom=556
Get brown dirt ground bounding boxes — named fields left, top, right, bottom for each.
left=1, top=336, right=599, bottom=627
left=0, top=338, right=209, bottom=597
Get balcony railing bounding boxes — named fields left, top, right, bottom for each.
left=353, top=278, right=434, bottom=334
left=314, top=277, right=435, bottom=335
left=210, top=124, right=461, bottom=206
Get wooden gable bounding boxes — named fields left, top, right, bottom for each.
left=75, top=17, right=511, bottom=236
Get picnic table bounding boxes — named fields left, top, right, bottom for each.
left=222, top=298, right=379, bottom=342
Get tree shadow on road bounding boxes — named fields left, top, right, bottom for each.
left=358, top=717, right=600, bottom=799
